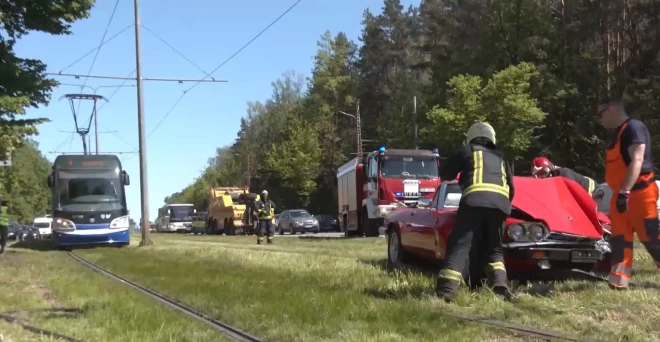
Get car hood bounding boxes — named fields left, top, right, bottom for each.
left=512, top=176, right=603, bottom=238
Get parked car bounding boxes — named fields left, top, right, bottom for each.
left=314, top=214, right=340, bottom=232
left=16, top=225, right=40, bottom=241
left=277, top=209, right=319, bottom=234
left=7, top=221, right=20, bottom=241
left=274, top=214, right=280, bottom=227
left=383, top=176, right=612, bottom=275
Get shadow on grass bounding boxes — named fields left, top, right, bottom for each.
left=360, top=258, right=622, bottom=299
left=10, top=240, right=126, bottom=252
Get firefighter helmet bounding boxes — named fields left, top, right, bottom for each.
left=466, top=122, right=496, bottom=145
left=531, top=157, right=555, bottom=178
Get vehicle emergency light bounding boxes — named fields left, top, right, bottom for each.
left=379, top=146, right=386, bottom=153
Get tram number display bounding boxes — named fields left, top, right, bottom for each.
left=67, top=160, right=106, bottom=167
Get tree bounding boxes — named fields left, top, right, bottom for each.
left=0, top=139, right=52, bottom=223
left=424, top=62, right=546, bottom=160
left=0, top=0, right=95, bottom=155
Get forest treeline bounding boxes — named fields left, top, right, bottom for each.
left=164, top=0, right=660, bottom=216
left=0, top=0, right=94, bottom=222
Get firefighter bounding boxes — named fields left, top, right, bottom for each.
left=597, top=97, right=660, bottom=289
left=531, top=157, right=605, bottom=202
left=0, top=197, right=9, bottom=255
left=435, top=122, right=515, bottom=302
left=255, top=190, right=275, bottom=245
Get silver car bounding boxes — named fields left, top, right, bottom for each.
left=277, top=209, right=319, bottom=234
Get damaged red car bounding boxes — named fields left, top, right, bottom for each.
left=383, top=176, right=612, bottom=273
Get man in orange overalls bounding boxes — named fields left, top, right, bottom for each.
left=598, top=97, right=660, bottom=289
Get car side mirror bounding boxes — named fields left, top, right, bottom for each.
left=122, top=171, right=130, bottom=185
left=47, top=173, right=54, bottom=188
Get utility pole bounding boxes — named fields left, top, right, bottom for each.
left=413, top=96, right=418, bottom=150
left=134, top=0, right=152, bottom=247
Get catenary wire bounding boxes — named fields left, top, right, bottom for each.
left=143, top=0, right=304, bottom=141
left=57, top=24, right=134, bottom=73
left=76, top=0, right=122, bottom=116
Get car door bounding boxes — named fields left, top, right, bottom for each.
left=279, top=211, right=289, bottom=230
left=433, top=182, right=461, bottom=261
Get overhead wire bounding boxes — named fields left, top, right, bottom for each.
left=57, top=24, right=134, bottom=73
left=116, top=0, right=305, bottom=164
left=76, top=0, right=122, bottom=116
left=140, top=24, right=215, bottom=79
left=144, top=0, right=304, bottom=140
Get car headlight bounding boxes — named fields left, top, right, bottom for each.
left=295, top=221, right=303, bottom=226
left=53, top=218, right=75, bottom=232
left=110, top=216, right=129, bottom=229
left=527, top=224, right=547, bottom=241
left=507, top=224, right=526, bottom=241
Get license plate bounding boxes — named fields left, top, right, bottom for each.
left=305, top=224, right=313, bottom=228
left=571, top=250, right=597, bottom=260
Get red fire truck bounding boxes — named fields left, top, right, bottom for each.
left=337, top=147, right=442, bottom=237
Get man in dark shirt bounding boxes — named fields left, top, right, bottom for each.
left=597, top=97, right=660, bottom=289
left=531, top=157, right=604, bottom=201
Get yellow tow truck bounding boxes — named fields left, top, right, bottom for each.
left=206, top=187, right=249, bottom=235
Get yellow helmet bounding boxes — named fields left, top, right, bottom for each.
left=466, top=122, right=496, bottom=145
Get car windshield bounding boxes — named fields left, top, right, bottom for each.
left=380, top=156, right=438, bottom=179
left=290, top=211, right=311, bottom=218
left=443, top=183, right=462, bottom=208
left=56, top=168, right=124, bottom=212
left=33, top=222, right=51, bottom=228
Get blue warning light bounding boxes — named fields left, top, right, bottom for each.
left=379, top=146, right=386, bottom=152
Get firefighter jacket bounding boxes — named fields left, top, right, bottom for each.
left=551, top=167, right=600, bottom=197
left=256, top=199, right=275, bottom=220
left=0, top=206, right=8, bottom=226
left=439, top=143, right=515, bottom=215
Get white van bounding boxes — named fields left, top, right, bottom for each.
left=33, top=217, right=52, bottom=238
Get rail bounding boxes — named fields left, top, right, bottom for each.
left=67, top=251, right=263, bottom=342
left=67, top=250, right=602, bottom=342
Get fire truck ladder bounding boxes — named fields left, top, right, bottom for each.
left=60, top=94, right=107, bottom=155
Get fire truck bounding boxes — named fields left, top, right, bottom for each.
left=337, top=147, right=442, bottom=237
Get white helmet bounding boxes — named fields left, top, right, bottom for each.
left=261, top=190, right=268, bottom=196
left=466, top=122, right=496, bottom=145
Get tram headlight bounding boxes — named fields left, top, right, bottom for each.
left=110, top=216, right=129, bottom=229
left=53, top=218, right=75, bottom=232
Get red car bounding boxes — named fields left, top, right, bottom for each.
left=383, top=176, right=612, bottom=274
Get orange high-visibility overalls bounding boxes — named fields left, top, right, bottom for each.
left=605, top=121, right=660, bottom=288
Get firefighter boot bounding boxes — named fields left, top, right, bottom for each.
left=267, top=236, right=273, bottom=244
left=436, top=268, right=462, bottom=302
left=487, top=262, right=513, bottom=301
left=257, top=237, right=264, bottom=245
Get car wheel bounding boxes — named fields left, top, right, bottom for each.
left=387, top=227, right=409, bottom=266
left=278, top=225, right=284, bottom=235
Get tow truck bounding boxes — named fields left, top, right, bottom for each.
left=337, top=147, right=442, bottom=237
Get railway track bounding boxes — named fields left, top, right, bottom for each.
left=68, top=251, right=596, bottom=342
left=67, top=251, right=263, bottom=342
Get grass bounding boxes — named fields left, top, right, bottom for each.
left=56, top=233, right=658, bottom=342
left=1, top=242, right=227, bottom=342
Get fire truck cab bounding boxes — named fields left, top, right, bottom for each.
left=337, top=147, right=441, bottom=237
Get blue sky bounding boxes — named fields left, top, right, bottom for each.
left=15, top=0, right=416, bottom=222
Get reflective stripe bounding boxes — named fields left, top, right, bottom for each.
left=0, top=206, right=8, bottom=226
left=587, top=177, right=595, bottom=196
left=438, top=269, right=463, bottom=282
left=487, top=261, right=506, bottom=272
left=608, top=262, right=632, bottom=287
left=464, top=151, right=510, bottom=198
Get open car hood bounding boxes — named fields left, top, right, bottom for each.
left=512, top=176, right=603, bottom=238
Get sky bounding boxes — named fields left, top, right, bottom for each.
left=15, top=0, right=416, bottom=222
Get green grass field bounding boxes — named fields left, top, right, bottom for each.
left=61, top=233, right=660, bottom=342
left=0, top=243, right=227, bottom=342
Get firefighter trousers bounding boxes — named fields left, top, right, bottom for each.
left=257, top=219, right=274, bottom=243
left=608, top=182, right=660, bottom=288
left=436, top=205, right=509, bottom=300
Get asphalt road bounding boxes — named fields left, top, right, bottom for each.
left=278, top=231, right=346, bottom=238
